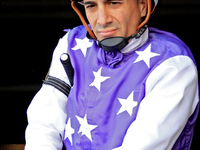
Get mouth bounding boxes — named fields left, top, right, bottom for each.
left=98, top=29, right=118, bottom=38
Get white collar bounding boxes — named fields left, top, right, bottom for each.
left=120, top=28, right=149, bottom=53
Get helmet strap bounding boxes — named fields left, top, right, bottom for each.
left=87, top=24, right=148, bottom=52
left=71, top=0, right=96, bottom=39
left=71, top=0, right=153, bottom=52
left=137, top=0, right=152, bottom=29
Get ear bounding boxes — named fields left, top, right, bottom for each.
left=139, top=0, right=147, bottom=18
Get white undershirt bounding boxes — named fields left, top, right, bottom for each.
left=120, top=28, right=149, bottom=53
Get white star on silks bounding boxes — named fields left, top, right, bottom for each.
left=89, top=67, right=110, bottom=91
left=133, top=44, right=160, bottom=68
left=64, top=118, right=75, bottom=145
left=72, top=37, right=93, bottom=57
left=117, top=91, right=138, bottom=116
left=76, top=114, right=98, bottom=142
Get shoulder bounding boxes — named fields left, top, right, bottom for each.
left=148, top=27, right=196, bottom=66
left=52, top=25, right=86, bottom=56
left=59, top=25, right=87, bottom=44
left=148, top=27, right=185, bottom=48
left=68, top=25, right=88, bottom=39
left=149, top=27, right=190, bottom=55
left=144, top=28, right=198, bottom=95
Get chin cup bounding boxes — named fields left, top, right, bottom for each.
left=87, top=24, right=148, bottom=52
left=98, top=37, right=129, bottom=52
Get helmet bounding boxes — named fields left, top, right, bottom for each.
left=71, top=0, right=158, bottom=39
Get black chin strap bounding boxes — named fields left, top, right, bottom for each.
left=87, top=24, right=148, bottom=52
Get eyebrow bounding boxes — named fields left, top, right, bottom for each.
left=83, top=0, right=123, bottom=5
left=83, top=1, right=96, bottom=5
left=103, top=0, right=123, bottom=3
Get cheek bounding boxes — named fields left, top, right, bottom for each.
left=85, top=12, right=96, bottom=31
left=109, top=10, right=129, bottom=35
left=124, top=10, right=142, bottom=35
left=115, top=12, right=137, bottom=36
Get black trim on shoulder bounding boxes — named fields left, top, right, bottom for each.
left=43, top=75, right=71, bottom=97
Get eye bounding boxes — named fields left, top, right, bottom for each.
left=84, top=1, right=97, bottom=10
left=108, top=1, right=122, bottom=7
left=110, top=1, right=120, bottom=5
left=86, top=4, right=96, bottom=9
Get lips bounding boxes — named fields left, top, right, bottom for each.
left=98, top=29, right=117, bottom=37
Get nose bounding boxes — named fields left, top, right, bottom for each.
left=97, top=6, right=112, bottom=27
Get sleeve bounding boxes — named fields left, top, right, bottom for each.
left=113, top=55, right=199, bottom=150
left=25, top=32, right=70, bottom=150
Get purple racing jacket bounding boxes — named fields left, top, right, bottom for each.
left=25, top=25, right=199, bottom=150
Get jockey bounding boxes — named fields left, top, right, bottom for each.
left=25, top=0, right=199, bottom=150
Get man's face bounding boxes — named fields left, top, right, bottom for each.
left=83, top=0, right=147, bottom=41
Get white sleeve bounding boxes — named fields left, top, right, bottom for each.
left=25, top=32, right=70, bottom=150
left=113, top=55, right=199, bottom=150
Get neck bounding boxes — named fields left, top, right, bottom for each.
left=120, top=27, right=149, bottom=53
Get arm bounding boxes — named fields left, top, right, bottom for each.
left=113, top=55, right=199, bottom=150
left=25, top=33, right=70, bottom=150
